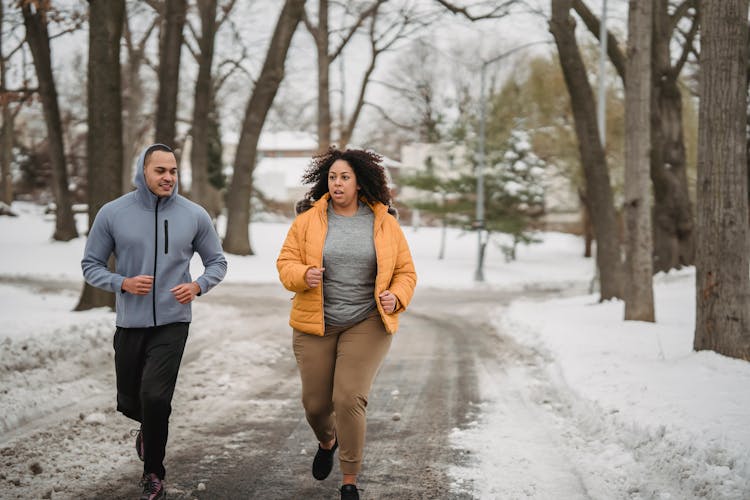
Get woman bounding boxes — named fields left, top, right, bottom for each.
left=277, top=147, right=417, bottom=500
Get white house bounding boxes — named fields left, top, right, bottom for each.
left=183, top=130, right=402, bottom=207
left=253, top=131, right=319, bottom=203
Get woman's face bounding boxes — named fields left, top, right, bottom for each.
left=328, top=159, right=359, bottom=211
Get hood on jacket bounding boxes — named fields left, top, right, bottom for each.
left=295, top=195, right=398, bottom=219
left=134, top=143, right=179, bottom=209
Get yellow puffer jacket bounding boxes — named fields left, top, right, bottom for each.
left=276, top=194, right=417, bottom=335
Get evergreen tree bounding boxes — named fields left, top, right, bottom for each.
left=464, top=128, right=546, bottom=260
left=400, top=129, right=547, bottom=261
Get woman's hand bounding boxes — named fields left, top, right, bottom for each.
left=305, top=267, right=325, bottom=288
left=379, top=290, right=399, bottom=314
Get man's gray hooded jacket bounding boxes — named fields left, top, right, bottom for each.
left=81, top=144, right=227, bottom=328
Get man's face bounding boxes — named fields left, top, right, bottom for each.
left=144, top=150, right=177, bottom=197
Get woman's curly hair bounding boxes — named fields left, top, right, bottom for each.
left=301, top=146, right=391, bottom=206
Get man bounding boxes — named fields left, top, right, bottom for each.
left=82, top=143, right=227, bottom=500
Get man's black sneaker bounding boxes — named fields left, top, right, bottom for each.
left=312, top=439, right=338, bottom=480
left=140, top=472, right=165, bottom=500
left=132, top=428, right=145, bottom=461
left=340, top=484, right=359, bottom=500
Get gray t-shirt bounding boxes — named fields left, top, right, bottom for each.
left=323, top=201, right=377, bottom=326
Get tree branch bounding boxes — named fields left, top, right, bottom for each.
left=1, top=87, right=38, bottom=95
left=4, top=39, right=26, bottom=60
left=667, top=0, right=697, bottom=36
left=571, top=0, right=625, bottom=82
left=144, top=0, right=164, bottom=15
left=215, top=56, right=254, bottom=92
left=329, top=0, right=386, bottom=61
left=339, top=3, right=420, bottom=145
left=49, top=16, right=87, bottom=41
left=302, top=7, right=319, bottom=41
left=364, top=101, right=414, bottom=130
left=434, top=0, right=516, bottom=21
left=184, top=17, right=202, bottom=61
left=186, top=18, right=201, bottom=46
left=371, top=78, right=418, bottom=96
left=216, top=0, right=238, bottom=29
left=672, top=11, right=699, bottom=77
left=139, top=17, right=160, bottom=52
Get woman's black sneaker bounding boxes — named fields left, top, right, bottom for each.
left=312, top=440, right=338, bottom=480
left=340, top=484, right=359, bottom=500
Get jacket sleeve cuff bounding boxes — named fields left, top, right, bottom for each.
left=195, top=277, right=208, bottom=295
left=113, top=275, right=125, bottom=294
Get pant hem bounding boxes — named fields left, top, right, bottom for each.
left=340, top=461, right=361, bottom=475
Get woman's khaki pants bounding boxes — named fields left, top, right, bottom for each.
left=292, top=312, right=393, bottom=475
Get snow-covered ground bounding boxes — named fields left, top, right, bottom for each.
left=1, top=202, right=749, bottom=499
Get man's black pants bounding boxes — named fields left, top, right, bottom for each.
left=113, top=322, right=189, bottom=480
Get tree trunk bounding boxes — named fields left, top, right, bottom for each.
left=694, top=0, right=750, bottom=360
left=0, top=102, right=12, bottom=205
left=624, top=0, right=654, bottom=321
left=0, top=0, right=12, bottom=206
left=650, top=0, right=694, bottom=272
left=339, top=52, right=376, bottom=148
left=190, top=0, right=217, bottom=210
left=550, top=0, right=623, bottom=300
left=76, top=0, right=125, bottom=311
left=121, top=14, right=151, bottom=194
left=574, top=0, right=696, bottom=273
left=21, top=3, right=78, bottom=241
left=154, top=0, right=186, bottom=147
left=579, top=190, right=594, bottom=258
left=315, top=0, right=331, bottom=151
left=223, top=0, right=306, bottom=255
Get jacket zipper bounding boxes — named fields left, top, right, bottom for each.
left=153, top=198, right=160, bottom=326
left=164, top=219, right=169, bottom=254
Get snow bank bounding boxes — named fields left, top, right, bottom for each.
left=494, top=269, right=750, bottom=499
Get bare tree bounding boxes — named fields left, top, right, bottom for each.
left=304, top=0, right=385, bottom=150
left=75, top=0, right=125, bottom=311
left=573, top=0, right=698, bottom=273
left=223, top=0, right=306, bottom=255
left=549, top=0, right=623, bottom=300
left=338, top=2, right=425, bottom=148
left=649, top=0, right=697, bottom=271
left=21, top=1, right=78, bottom=240
left=694, top=0, right=750, bottom=360
left=377, top=38, right=446, bottom=143
left=122, top=2, right=159, bottom=193
left=434, top=0, right=516, bottom=20
left=623, top=0, right=654, bottom=321
left=0, top=2, right=29, bottom=206
left=1, top=0, right=10, bottom=206
left=186, top=0, right=236, bottom=218
left=154, top=0, right=186, bottom=148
